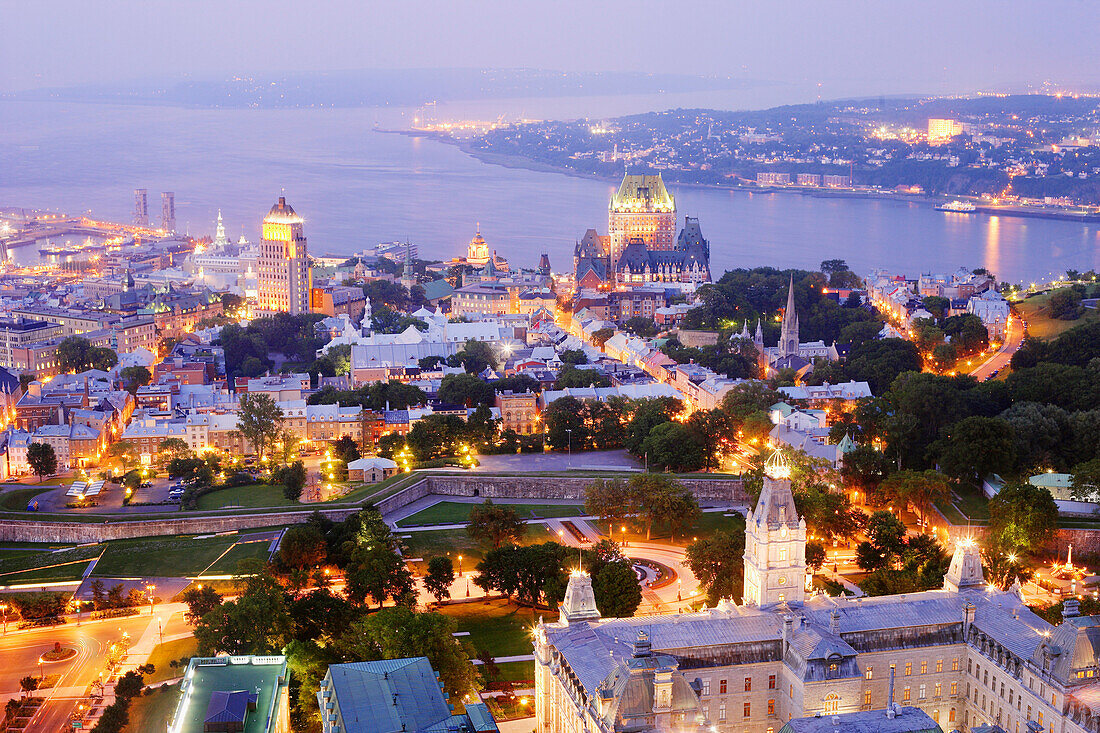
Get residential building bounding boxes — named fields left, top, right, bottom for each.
left=311, top=284, right=369, bottom=322
left=318, top=657, right=497, bottom=733
left=968, top=290, right=1011, bottom=340
left=0, top=320, right=62, bottom=370
left=346, top=456, right=398, bottom=483
left=496, top=390, right=539, bottom=435
left=257, top=196, right=311, bottom=316
left=451, top=284, right=511, bottom=317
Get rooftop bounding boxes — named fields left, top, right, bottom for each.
left=169, top=656, right=289, bottom=733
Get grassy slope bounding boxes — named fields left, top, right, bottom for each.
left=1015, top=291, right=1100, bottom=340
left=194, top=484, right=294, bottom=511
left=396, top=502, right=585, bottom=528
left=123, top=684, right=181, bottom=732
left=144, top=637, right=199, bottom=684
left=437, top=598, right=552, bottom=657
left=92, top=535, right=239, bottom=577
left=400, top=524, right=555, bottom=571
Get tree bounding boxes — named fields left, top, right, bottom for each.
left=640, top=421, right=705, bottom=473
left=922, top=296, right=951, bottom=322
left=623, top=317, right=658, bottom=337
left=855, top=511, right=908, bottom=571
left=275, top=461, right=308, bottom=501
left=19, top=676, right=39, bottom=699
left=880, top=469, right=951, bottom=524
left=278, top=524, right=327, bottom=570
left=624, top=397, right=682, bottom=455
left=424, top=556, right=455, bottom=604
left=544, top=396, right=588, bottom=451
left=193, top=562, right=293, bottom=656
left=447, top=339, right=498, bottom=373
left=344, top=512, right=415, bottom=608
left=107, top=441, right=139, bottom=472
left=473, top=542, right=568, bottom=608
left=840, top=445, right=893, bottom=503
left=928, top=416, right=1016, bottom=484
left=332, top=435, right=360, bottom=464
left=467, top=499, right=527, bottom=548
left=56, top=336, right=118, bottom=372
left=845, top=338, right=922, bottom=395
left=1071, top=458, right=1100, bottom=501
left=630, top=474, right=699, bottom=541
left=438, top=373, right=494, bottom=407
left=988, top=482, right=1059, bottom=554
left=686, top=410, right=733, bottom=472
left=554, top=364, right=611, bottom=389
left=591, top=328, right=615, bottom=348
left=237, top=393, right=284, bottom=462
left=156, top=437, right=190, bottom=464
left=180, top=585, right=223, bottom=625
left=120, top=365, right=152, bottom=395
left=27, top=442, right=56, bottom=480
left=560, top=349, right=587, bottom=365
left=339, top=606, right=478, bottom=699
left=584, top=479, right=635, bottom=535
left=685, top=529, right=745, bottom=605
left=805, top=540, right=827, bottom=573
left=591, top=561, right=643, bottom=618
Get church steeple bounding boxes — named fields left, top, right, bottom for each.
left=743, top=450, right=807, bottom=608
left=779, top=275, right=800, bottom=357
left=213, top=209, right=229, bottom=248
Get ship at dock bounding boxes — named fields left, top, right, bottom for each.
left=935, top=200, right=977, bottom=213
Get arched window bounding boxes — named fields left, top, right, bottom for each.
left=824, top=694, right=839, bottom=714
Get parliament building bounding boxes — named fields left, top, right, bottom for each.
left=534, top=451, right=1100, bottom=733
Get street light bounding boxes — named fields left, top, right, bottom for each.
left=565, top=429, right=572, bottom=466
left=457, top=555, right=463, bottom=577
left=145, top=583, right=156, bottom=616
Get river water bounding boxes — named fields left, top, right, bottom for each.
left=1, top=97, right=1098, bottom=283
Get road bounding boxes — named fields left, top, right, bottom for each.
left=0, top=605, right=190, bottom=732
left=969, top=315, right=1024, bottom=381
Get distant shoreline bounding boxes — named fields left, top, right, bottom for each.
left=381, top=128, right=1100, bottom=224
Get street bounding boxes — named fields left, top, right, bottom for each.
left=969, top=315, right=1024, bottom=381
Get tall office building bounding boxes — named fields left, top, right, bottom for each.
left=256, top=196, right=311, bottom=315
left=161, top=192, right=176, bottom=232
left=607, top=172, right=676, bottom=267
left=133, top=189, right=148, bottom=226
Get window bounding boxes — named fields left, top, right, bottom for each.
left=824, top=694, right=839, bottom=714
left=864, top=690, right=872, bottom=706
left=905, top=662, right=912, bottom=676
left=933, top=710, right=940, bottom=723
left=720, top=679, right=727, bottom=694
left=702, top=679, right=710, bottom=696
left=745, top=677, right=752, bottom=692
left=768, top=700, right=775, bottom=716
left=902, top=687, right=911, bottom=702
left=951, top=682, right=958, bottom=696
left=718, top=704, right=726, bottom=721
left=828, top=663, right=838, bottom=674
left=936, top=660, right=943, bottom=673
left=744, top=702, right=751, bottom=718
left=921, top=661, right=927, bottom=675
left=865, top=666, right=873, bottom=680
left=790, top=684, right=794, bottom=698
left=919, top=684, right=926, bottom=700
left=949, top=708, right=956, bottom=723
left=966, top=659, right=972, bottom=674
left=1038, top=712, right=1043, bottom=726
left=768, top=674, right=776, bottom=690
left=1009, top=690, right=1014, bottom=704
left=1027, top=706, right=1032, bottom=720
left=934, top=683, right=942, bottom=698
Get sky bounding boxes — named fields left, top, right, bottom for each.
left=1, top=0, right=1097, bottom=100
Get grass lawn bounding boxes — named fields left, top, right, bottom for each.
left=0, top=487, right=52, bottom=512
left=397, top=501, right=585, bottom=528
left=124, top=683, right=181, bottom=732
left=951, top=484, right=991, bottom=521
left=200, top=540, right=274, bottom=576
left=438, top=598, right=548, bottom=657
left=400, top=523, right=555, bottom=571
left=337, top=472, right=420, bottom=504
left=493, top=660, right=536, bottom=684
left=594, top=510, right=747, bottom=547
left=144, top=637, right=199, bottom=684
left=194, top=484, right=295, bottom=511
left=0, top=560, right=92, bottom=584
left=0, top=545, right=101, bottom=577
left=92, top=535, right=240, bottom=578
left=1015, top=291, right=1100, bottom=340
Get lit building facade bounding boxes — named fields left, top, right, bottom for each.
left=257, top=196, right=311, bottom=316
left=608, top=173, right=676, bottom=267
left=535, top=452, right=1100, bottom=733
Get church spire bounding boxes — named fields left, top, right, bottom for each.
left=213, top=209, right=229, bottom=248
left=743, top=449, right=806, bottom=608
left=779, top=275, right=800, bottom=358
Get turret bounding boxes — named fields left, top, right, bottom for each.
left=559, top=570, right=601, bottom=623
left=944, top=538, right=985, bottom=593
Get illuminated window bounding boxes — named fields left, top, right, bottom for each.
left=744, top=702, right=751, bottom=718
left=951, top=682, right=958, bottom=696
left=919, top=684, right=926, bottom=700
left=720, top=680, right=727, bottom=694
left=920, top=661, right=927, bottom=675
left=903, top=687, right=911, bottom=702
left=949, top=708, right=956, bottom=723
left=824, top=694, right=839, bottom=714
left=768, top=700, right=775, bottom=716
left=745, top=677, right=752, bottom=692
left=905, top=663, right=912, bottom=676
left=865, top=666, right=873, bottom=680
left=864, top=690, right=872, bottom=706
left=769, top=674, right=776, bottom=689
left=936, top=660, right=943, bottom=673
left=935, top=683, right=942, bottom=697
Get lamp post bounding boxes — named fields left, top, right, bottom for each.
left=0, top=603, right=7, bottom=635
left=565, top=429, right=572, bottom=467
left=145, top=583, right=156, bottom=616
left=457, top=555, right=463, bottom=577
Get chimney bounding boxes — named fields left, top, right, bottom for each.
left=886, top=665, right=896, bottom=719
left=829, top=607, right=840, bottom=636
left=1064, top=597, right=1081, bottom=619
left=781, top=615, right=793, bottom=653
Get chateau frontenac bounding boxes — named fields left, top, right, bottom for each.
left=535, top=451, right=1100, bottom=733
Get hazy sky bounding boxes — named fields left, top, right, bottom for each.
left=2, top=0, right=1097, bottom=99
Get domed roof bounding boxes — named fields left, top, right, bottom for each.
left=264, top=196, right=303, bottom=225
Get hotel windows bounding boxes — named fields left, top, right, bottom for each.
left=950, top=682, right=958, bottom=696
left=936, top=660, right=943, bottom=673
left=718, top=704, right=726, bottom=721
left=720, top=679, right=727, bottom=694
left=933, top=710, right=940, bottom=723
left=702, top=679, right=710, bottom=695
left=745, top=677, right=752, bottom=692
left=902, top=687, right=911, bottom=702
left=952, top=658, right=959, bottom=671
left=905, top=663, right=912, bottom=676
left=767, top=700, right=775, bottom=716
left=920, top=661, right=927, bottom=675
left=768, top=674, right=776, bottom=690
left=744, top=702, right=751, bottom=718
left=864, top=690, right=872, bottom=706
left=949, top=708, right=956, bottom=723
left=934, top=683, right=942, bottom=697
left=919, top=685, right=926, bottom=700
left=824, top=694, right=839, bottom=714
left=865, top=666, right=873, bottom=680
